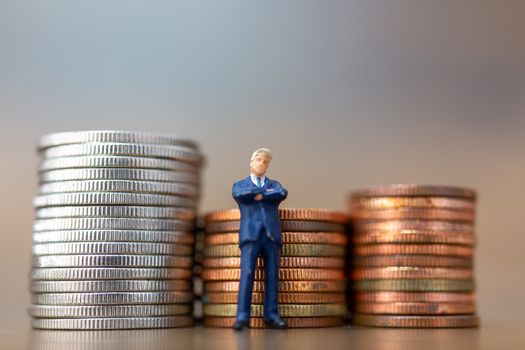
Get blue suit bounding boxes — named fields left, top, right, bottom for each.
left=232, top=176, right=288, bottom=322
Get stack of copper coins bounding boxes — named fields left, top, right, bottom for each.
left=348, top=185, right=479, bottom=328
left=201, top=208, right=348, bottom=328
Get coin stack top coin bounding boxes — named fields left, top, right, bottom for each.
left=348, top=184, right=479, bottom=328
left=202, top=208, right=348, bottom=328
left=30, top=131, right=204, bottom=330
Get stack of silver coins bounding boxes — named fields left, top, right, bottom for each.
left=30, top=131, right=204, bottom=330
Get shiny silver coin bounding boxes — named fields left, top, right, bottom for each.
left=32, top=242, right=193, bottom=256
left=33, top=218, right=194, bottom=232
left=31, top=267, right=193, bottom=281
left=32, top=230, right=195, bottom=244
left=38, top=130, right=199, bottom=150
left=29, top=304, right=192, bottom=318
left=39, top=168, right=200, bottom=184
left=38, top=180, right=199, bottom=197
left=39, top=155, right=199, bottom=172
left=42, top=143, right=202, bottom=165
left=31, top=280, right=192, bottom=293
left=35, top=205, right=196, bottom=220
left=32, top=255, right=193, bottom=268
left=34, top=193, right=197, bottom=208
left=32, top=316, right=195, bottom=329
left=32, top=291, right=194, bottom=305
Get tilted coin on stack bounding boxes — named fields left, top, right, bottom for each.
left=201, top=208, right=349, bottom=328
left=348, top=184, right=479, bottom=328
left=30, top=131, right=205, bottom=330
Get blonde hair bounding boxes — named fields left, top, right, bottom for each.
left=251, top=148, right=273, bottom=161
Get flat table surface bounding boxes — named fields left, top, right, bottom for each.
left=2, top=322, right=525, bottom=350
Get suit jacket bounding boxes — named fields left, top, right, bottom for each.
left=232, top=176, right=288, bottom=246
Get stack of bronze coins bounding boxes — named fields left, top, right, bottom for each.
left=30, top=131, right=204, bottom=330
left=201, top=208, right=348, bottom=328
left=348, top=184, right=479, bottom=328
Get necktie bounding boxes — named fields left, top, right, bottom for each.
left=256, top=177, right=262, bottom=187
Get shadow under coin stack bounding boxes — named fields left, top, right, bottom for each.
left=201, top=208, right=348, bottom=328
left=348, top=184, right=479, bottom=328
left=30, top=131, right=204, bottom=330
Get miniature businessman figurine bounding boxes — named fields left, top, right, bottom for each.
left=231, top=148, right=288, bottom=330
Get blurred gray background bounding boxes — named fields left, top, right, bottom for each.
left=0, top=0, right=524, bottom=330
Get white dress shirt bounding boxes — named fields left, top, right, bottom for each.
left=250, top=174, right=266, bottom=187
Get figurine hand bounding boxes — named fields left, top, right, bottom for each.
left=254, top=194, right=263, bottom=201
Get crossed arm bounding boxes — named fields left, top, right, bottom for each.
left=232, top=183, right=287, bottom=204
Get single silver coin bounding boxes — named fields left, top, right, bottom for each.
left=38, top=180, right=199, bottom=197
left=33, top=218, right=194, bottom=232
left=42, top=143, right=202, bottom=164
left=31, top=316, right=195, bottom=330
left=32, top=255, right=193, bottom=268
left=34, top=193, right=197, bottom=208
left=31, top=267, right=193, bottom=281
left=39, top=155, right=199, bottom=172
left=39, top=168, right=200, bottom=184
left=32, top=230, right=195, bottom=244
left=32, top=242, right=194, bottom=256
left=32, top=292, right=195, bottom=305
left=31, top=280, right=192, bottom=293
left=38, top=130, right=199, bottom=150
left=29, top=304, right=192, bottom=318
left=35, top=205, right=197, bottom=220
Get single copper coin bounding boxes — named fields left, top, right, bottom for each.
left=202, top=257, right=345, bottom=269
left=352, top=231, right=475, bottom=245
left=205, top=232, right=348, bottom=246
left=350, top=185, right=477, bottom=200
left=349, top=196, right=476, bottom=211
left=354, top=292, right=476, bottom=303
left=204, top=316, right=345, bottom=328
left=354, top=302, right=476, bottom=315
left=355, top=220, right=474, bottom=233
left=351, top=208, right=474, bottom=221
left=353, top=244, right=474, bottom=257
left=205, top=244, right=346, bottom=258
left=351, top=267, right=473, bottom=280
left=351, top=314, right=479, bottom=328
left=204, top=280, right=346, bottom=293
left=205, top=292, right=346, bottom=304
left=353, top=279, right=475, bottom=292
left=205, top=209, right=348, bottom=223
left=352, top=255, right=473, bottom=268
left=205, top=220, right=346, bottom=233
left=201, top=268, right=345, bottom=281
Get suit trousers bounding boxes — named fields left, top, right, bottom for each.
left=235, top=230, right=281, bottom=322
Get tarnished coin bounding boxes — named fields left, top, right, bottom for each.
left=351, top=185, right=476, bottom=200
left=352, top=231, right=475, bottom=245
left=204, top=244, right=345, bottom=257
left=32, top=255, right=193, bottom=268
left=353, top=244, right=473, bottom=257
left=32, top=316, right=194, bottom=330
left=32, top=242, right=193, bottom=256
left=32, top=292, right=194, bottom=305
left=205, top=220, right=346, bottom=233
left=29, top=304, right=192, bottom=318
left=204, top=316, right=344, bottom=328
left=351, top=208, right=474, bottom=221
left=201, top=268, right=345, bottom=281
left=202, top=257, right=345, bottom=269
left=37, top=131, right=199, bottom=150
left=31, top=267, right=192, bottom=281
left=203, top=303, right=347, bottom=317
left=205, top=292, right=346, bottom=304
left=353, top=292, right=476, bottom=303
left=205, top=209, right=348, bottom=223
left=205, top=280, right=346, bottom=293
left=33, top=218, right=194, bottom=232
left=205, top=232, right=347, bottom=246
left=42, top=143, right=202, bottom=164
left=34, top=193, right=197, bottom=208
left=39, top=168, right=200, bottom=184
left=353, top=255, right=473, bottom=268
left=32, top=230, right=195, bottom=244
left=38, top=180, right=199, bottom=197
left=351, top=314, right=479, bottom=328
left=39, top=155, right=199, bottom=172
left=350, top=196, right=475, bottom=211
left=353, top=302, right=476, bottom=315
left=353, top=279, right=475, bottom=292
left=31, top=280, right=192, bottom=293
left=351, top=267, right=473, bottom=280
left=355, top=220, right=473, bottom=233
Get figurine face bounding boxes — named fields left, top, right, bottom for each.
left=250, top=154, right=270, bottom=177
